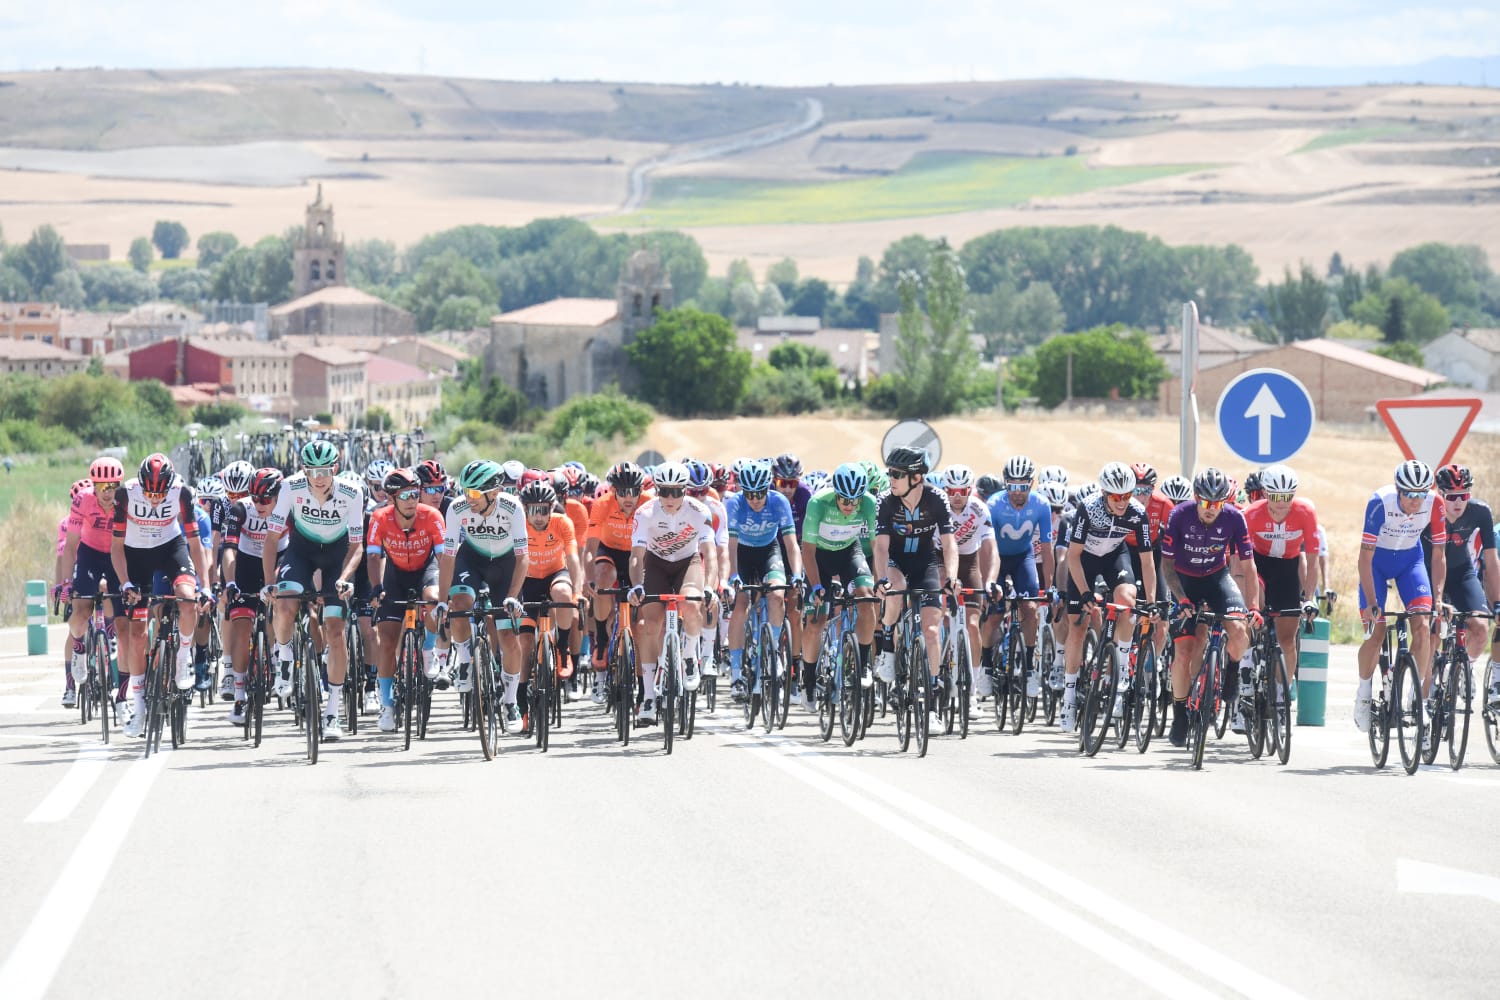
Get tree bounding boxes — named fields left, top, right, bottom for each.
left=757, top=283, right=786, bottom=318
left=726, top=258, right=755, bottom=290
left=789, top=278, right=833, bottom=319
left=630, top=230, right=708, bottom=303
left=1177, top=244, right=1260, bottom=323
left=151, top=220, right=189, bottom=259
left=0, top=264, right=31, bottom=300
left=1264, top=264, right=1330, bottom=342
left=545, top=387, right=654, bottom=445
left=1012, top=282, right=1065, bottom=341
left=730, top=281, right=760, bottom=326
left=210, top=247, right=258, bottom=302
left=892, top=240, right=979, bottom=418
left=250, top=235, right=295, bottom=304
left=128, top=237, right=154, bottom=273
left=1328, top=251, right=1345, bottom=278
left=352, top=405, right=395, bottom=431
left=191, top=400, right=249, bottom=427
left=624, top=307, right=751, bottom=416
left=39, top=269, right=84, bottom=309
left=766, top=258, right=799, bottom=300
left=403, top=251, right=497, bottom=332
left=81, top=265, right=155, bottom=308
left=767, top=341, right=839, bottom=401
left=1030, top=325, right=1168, bottom=408
left=195, top=231, right=239, bottom=269
left=347, top=239, right=399, bottom=288
left=431, top=294, right=492, bottom=332
left=1371, top=341, right=1425, bottom=367
left=157, top=267, right=213, bottom=304
left=1389, top=242, right=1491, bottom=316
left=16, top=225, right=70, bottom=295
left=691, top=276, right=731, bottom=318
left=875, top=234, right=936, bottom=312
left=1349, top=276, right=1449, bottom=344
left=855, top=255, right=876, bottom=285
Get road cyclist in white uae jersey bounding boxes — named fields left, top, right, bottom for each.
left=261, top=439, right=365, bottom=741
left=437, top=460, right=529, bottom=735
left=1421, top=463, right=1500, bottom=708
left=980, top=455, right=1053, bottom=703
left=1356, top=460, right=1447, bottom=740
left=1059, top=463, right=1157, bottom=735
left=872, top=445, right=959, bottom=728
left=219, top=468, right=290, bottom=725
left=940, top=463, right=997, bottom=698
left=626, top=462, right=714, bottom=725
left=109, top=453, right=207, bottom=739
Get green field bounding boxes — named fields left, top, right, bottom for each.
left=1294, top=126, right=1406, bottom=154
left=615, top=153, right=1210, bottom=227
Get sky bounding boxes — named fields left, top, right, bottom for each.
left=0, top=1, right=1496, bottom=86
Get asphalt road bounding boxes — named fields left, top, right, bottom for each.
left=3, top=622, right=1499, bottom=1000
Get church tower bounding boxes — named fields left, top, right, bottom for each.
left=293, top=184, right=346, bottom=298
left=616, top=249, right=673, bottom=341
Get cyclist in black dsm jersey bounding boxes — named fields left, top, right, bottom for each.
left=1422, top=464, right=1500, bottom=691
left=872, top=447, right=958, bottom=691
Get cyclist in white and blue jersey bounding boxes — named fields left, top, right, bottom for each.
left=724, top=460, right=804, bottom=702
left=982, top=455, right=1054, bottom=698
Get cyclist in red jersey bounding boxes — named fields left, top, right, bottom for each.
left=367, top=469, right=448, bottom=711
left=1242, top=464, right=1320, bottom=687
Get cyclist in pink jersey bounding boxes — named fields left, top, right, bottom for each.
left=58, top=462, right=127, bottom=706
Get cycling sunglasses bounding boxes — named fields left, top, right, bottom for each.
left=775, top=478, right=800, bottom=489
left=615, top=487, right=641, bottom=498
left=1399, top=489, right=1429, bottom=500
left=526, top=503, right=552, bottom=516
left=1197, top=498, right=1226, bottom=511
left=1445, top=491, right=1471, bottom=503
left=393, top=488, right=420, bottom=502
left=1105, top=491, right=1132, bottom=503
left=1005, top=481, right=1031, bottom=493
left=657, top=487, right=685, bottom=498
left=421, top=486, right=444, bottom=495
left=1266, top=491, right=1296, bottom=502
left=743, top=489, right=768, bottom=501
left=305, top=466, right=335, bottom=478
left=92, top=481, right=119, bottom=491
left=946, top=486, right=972, bottom=497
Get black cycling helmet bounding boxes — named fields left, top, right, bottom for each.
left=384, top=468, right=420, bottom=495
left=1437, top=463, right=1474, bottom=493
left=772, top=453, right=803, bottom=481
left=975, top=474, right=1003, bottom=501
left=519, top=480, right=556, bottom=507
left=607, top=461, right=645, bottom=491
left=884, top=446, right=929, bottom=476
left=1192, top=467, right=1234, bottom=503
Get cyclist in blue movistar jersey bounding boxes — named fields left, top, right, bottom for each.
left=724, top=460, right=804, bottom=702
left=982, top=455, right=1055, bottom=699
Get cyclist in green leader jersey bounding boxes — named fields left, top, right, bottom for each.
left=800, top=463, right=880, bottom=693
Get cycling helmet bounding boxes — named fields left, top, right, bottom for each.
left=654, top=462, right=691, bottom=489
left=249, top=468, right=282, bottom=502
left=884, top=445, right=929, bottom=476
left=1075, top=482, right=1101, bottom=503
left=1130, top=462, right=1158, bottom=489
left=579, top=473, right=600, bottom=497
left=804, top=470, right=829, bottom=494
left=943, top=464, right=975, bottom=491
left=520, top=468, right=548, bottom=488
left=196, top=477, right=227, bottom=501
left=1192, top=467, right=1234, bottom=503
left=1039, top=482, right=1068, bottom=510
left=832, top=462, right=869, bottom=500
left=563, top=460, right=586, bottom=473
left=364, top=459, right=394, bottom=485
left=772, top=453, right=803, bottom=481
left=89, top=456, right=124, bottom=483
left=975, top=474, right=1003, bottom=501
left=1038, top=465, right=1068, bottom=486
left=70, top=478, right=91, bottom=500
left=459, top=460, right=504, bottom=494
left=221, top=461, right=255, bottom=496
left=685, top=459, right=712, bottom=490
left=553, top=464, right=582, bottom=493
left=1242, top=470, right=1263, bottom=498
left=138, top=453, right=174, bottom=494
left=300, top=439, right=339, bottom=468
left=709, top=462, right=728, bottom=491
left=738, top=460, right=773, bottom=493
left=1436, top=463, right=1473, bottom=493
left=1003, top=455, right=1035, bottom=482
left=607, top=461, right=645, bottom=492
left=415, top=459, right=446, bottom=486
left=1160, top=474, right=1193, bottom=504
left=337, top=470, right=365, bottom=489
left=1394, top=459, right=1433, bottom=493
left=1257, top=465, right=1297, bottom=495
left=495, top=460, right=525, bottom=490
left=383, top=468, right=420, bottom=495
left=519, top=480, right=556, bottom=507
left=1097, top=461, right=1134, bottom=496
left=867, top=467, right=890, bottom=495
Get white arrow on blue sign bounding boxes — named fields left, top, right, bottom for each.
left=1213, top=368, right=1316, bottom=465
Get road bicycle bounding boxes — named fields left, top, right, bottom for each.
left=1242, top=609, right=1303, bottom=765
left=453, top=587, right=502, bottom=761
left=808, top=587, right=879, bottom=746
left=523, top=599, right=582, bottom=753
left=139, top=594, right=195, bottom=760
left=598, top=588, right=638, bottom=746
left=1428, top=610, right=1483, bottom=770
left=637, top=593, right=703, bottom=754
left=939, top=587, right=980, bottom=739
left=735, top=582, right=794, bottom=734
left=1367, top=610, right=1427, bottom=776
left=880, top=588, right=942, bottom=758
left=1183, top=605, right=1246, bottom=771
left=275, top=588, right=341, bottom=764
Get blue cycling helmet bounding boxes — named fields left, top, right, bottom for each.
left=738, top=460, right=773, bottom=493
left=831, top=462, right=868, bottom=500
left=686, top=459, right=712, bottom=490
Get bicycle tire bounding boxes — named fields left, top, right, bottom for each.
left=682, top=675, right=697, bottom=740
left=303, top=639, right=320, bottom=764
left=1212, top=665, right=1231, bottom=741
left=661, top=635, right=677, bottom=755
left=775, top=626, right=792, bottom=730
left=957, top=634, right=972, bottom=740
left=417, top=670, right=433, bottom=741
left=1450, top=652, right=1472, bottom=770
left=1154, top=640, right=1172, bottom=737
left=142, top=641, right=162, bottom=759
left=171, top=691, right=187, bottom=749
left=1422, top=657, right=1446, bottom=768
left=894, top=639, right=911, bottom=753
left=912, top=624, right=930, bottom=758
left=817, top=639, right=836, bottom=743
left=1394, top=651, right=1422, bottom=775
left=1132, top=642, right=1155, bottom=754
left=991, top=645, right=1009, bottom=734
left=537, top=635, right=553, bottom=752
left=1246, top=648, right=1267, bottom=761
left=1269, top=644, right=1292, bottom=766
left=476, top=638, right=495, bottom=762
left=1369, top=665, right=1391, bottom=769
left=344, top=624, right=362, bottom=734
left=1005, top=628, right=1025, bottom=736
left=92, top=629, right=111, bottom=744
left=251, top=621, right=268, bottom=747
left=616, top=627, right=634, bottom=746
left=1081, top=640, right=1114, bottom=757
left=401, top=632, right=416, bottom=751
left=1189, top=649, right=1215, bottom=770
left=837, top=633, right=860, bottom=746
left=758, top=622, right=777, bottom=735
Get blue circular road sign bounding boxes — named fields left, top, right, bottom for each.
left=1214, top=368, right=1316, bottom=465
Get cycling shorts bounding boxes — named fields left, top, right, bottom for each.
left=1130, top=548, right=1168, bottom=604
left=1177, top=567, right=1248, bottom=619
left=813, top=545, right=873, bottom=592
left=737, top=542, right=786, bottom=587
left=125, top=538, right=196, bottom=621
left=956, top=551, right=983, bottom=593
left=70, top=542, right=120, bottom=609
left=451, top=546, right=516, bottom=603
left=228, top=559, right=266, bottom=621
left=593, top=544, right=631, bottom=585
left=643, top=552, right=701, bottom=598
left=1447, top=573, right=1486, bottom=614
left=375, top=560, right=440, bottom=624
left=1066, top=548, right=1135, bottom=615
left=1253, top=552, right=1302, bottom=613
left=519, top=569, right=573, bottom=633
left=1361, top=550, right=1433, bottom=613
left=887, top=551, right=943, bottom=610
left=997, top=551, right=1040, bottom=599
left=277, top=536, right=349, bottom=613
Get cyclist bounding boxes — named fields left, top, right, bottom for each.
left=800, top=462, right=879, bottom=692
left=1159, top=467, right=1257, bottom=745
left=1356, top=461, right=1446, bottom=734
left=1421, top=463, right=1500, bottom=705
left=626, top=462, right=713, bottom=724
left=982, top=455, right=1052, bottom=701
left=1038, top=478, right=1071, bottom=689
left=1060, top=463, right=1155, bottom=735
left=59, top=458, right=125, bottom=708
left=221, top=468, right=288, bottom=724
left=438, top=460, right=528, bottom=732
left=941, top=464, right=996, bottom=694
left=190, top=476, right=228, bottom=691
left=872, top=446, right=958, bottom=722
left=514, top=479, right=581, bottom=724
left=686, top=460, right=729, bottom=677
left=773, top=452, right=810, bottom=688
left=585, top=461, right=651, bottom=704
left=350, top=459, right=394, bottom=712
left=1242, top=463, right=1320, bottom=699
left=262, top=439, right=364, bottom=741
left=725, top=459, right=804, bottom=703
left=109, top=454, right=205, bottom=739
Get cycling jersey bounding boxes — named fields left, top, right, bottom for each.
left=1065, top=495, right=1150, bottom=557
left=988, top=492, right=1053, bottom=557
left=1142, top=492, right=1176, bottom=546
left=802, top=489, right=877, bottom=552
left=1243, top=498, right=1321, bottom=559
left=726, top=489, right=795, bottom=549
left=876, top=487, right=954, bottom=559
left=198, top=495, right=228, bottom=537
left=1161, top=503, right=1252, bottom=577
left=67, top=490, right=114, bottom=552
left=780, top=482, right=811, bottom=537
left=1362, top=485, right=1445, bottom=556
left=631, top=497, right=713, bottom=562
left=588, top=489, right=651, bottom=551
left=564, top=496, right=589, bottom=547
left=224, top=498, right=288, bottom=559
left=444, top=493, right=528, bottom=559
left=949, top=494, right=994, bottom=556
left=112, top=478, right=196, bottom=549
left=699, top=493, right=729, bottom=548
left=268, top=474, right=364, bottom=546
left=1423, top=499, right=1496, bottom=582
left=367, top=505, right=446, bottom=572
left=527, top=512, right=577, bottom=578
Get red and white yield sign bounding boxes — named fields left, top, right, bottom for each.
left=1375, top=397, right=1483, bottom=470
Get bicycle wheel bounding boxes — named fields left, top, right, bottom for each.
left=758, top=622, right=777, bottom=735
left=1005, top=629, right=1026, bottom=736
left=1132, top=642, right=1155, bottom=754
left=661, top=635, right=677, bottom=755
left=681, top=669, right=696, bottom=740
left=1269, top=645, right=1292, bottom=766
left=1081, top=641, right=1114, bottom=758
left=1394, top=651, right=1422, bottom=776
left=775, top=626, right=792, bottom=730
left=957, top=635, right=972, bottom=740
left=991, top=645, right=1009, bottom=734
left=1450, top=653, right=1472, bottom=771
left=1153, top=641, right=1172, bottom=737
left=92, top=629, right=112, bottom=744
left=616, top=628, right=634, bottom=746
left=536, top=635, right=553, bottom=752
left=1212, top=665, right=1231, bottom=741
left=476, top=639, right=496, bottom=762
left=838, top=634, right=860, bottom=747
left=142, top=643, right=163, bottom=759
left=894, top=642, right=911, bottom=753
left=1187, top=661, right=1211, bottom=770
left=344, top=624, right=362, bottom=734
left=1246, top=651, right=1267, bottom=761
left=417, top=670, right=433, bottom=741
left=303, top=643, right=320, bottom=765
left=817, top=646, right=836, bottom=744
left=1422, top=660, right=1447, bottom=768
left=1369, top=670, right=1391, bottom=769
left=940, top=645, right=956, bottom=737
left=251, top=621, right=269, bottom=747
left=912, top=627, right=930, bottom=758
left=400, top=633, right=416, bottom=751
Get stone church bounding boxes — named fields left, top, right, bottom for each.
left=486, top=249, right=672, bottom=408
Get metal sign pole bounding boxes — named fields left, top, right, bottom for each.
left=1180, top=302, right=1199, bottom=477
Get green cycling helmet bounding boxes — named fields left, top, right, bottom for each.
left=459, top=459, right=504, bottom=493
left=858, top=459, right=889, bottom=495
left=300, top=439, right=339, bottom=468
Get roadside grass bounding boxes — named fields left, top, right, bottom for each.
left=1294, top=126, right=1405, bottom=154
left=615, top=152, right=1211, bottom=227
left=0, top=496, right=68, bottom=626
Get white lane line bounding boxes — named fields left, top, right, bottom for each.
left=704, top=724, right=1218, bottom=1000
left=0, top=749, right=167, bottom=1000
left=714, top=723, right=1307, bottom=1000
left=24, top=743, right=112, bottom=823
left=0, top=695, right=49, bottom=714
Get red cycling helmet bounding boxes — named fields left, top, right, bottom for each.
left=138, top=453, right=174, bottom=494
left=249, top=468, right=283, bottom=502
left=415, top=459, right=446, bottom=486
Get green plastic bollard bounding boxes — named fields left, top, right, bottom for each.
left=26, top=579, right=48, bottom=656
left=1296, top=617, right=1329, bottom=726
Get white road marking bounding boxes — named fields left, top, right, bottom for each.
left=0, top=695, right=49, bottom=714
left=705, top=723, right=1219, bottom=1000
left=24, top=742, right=111, bottom=823
left=0, top=749, right=167, bottom=1000
left=1397, top=858, right=1500, bottom=904
left=713, top=722, right=1308, bottom=1000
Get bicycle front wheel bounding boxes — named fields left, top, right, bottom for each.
left=476, top=639, right=496, bottom=762
left=957, top=635, right=972, bottom=740
left=1269, top=644, right=1292, bottom=766
left=536, top=635, right=554, bottom=753
left=1132, top=642, right=1155, bottom=754
left=838, top=634, right=861, bottom=747
left=92, top=629, right=112, bottom=744
left=302, top=643, right=320, bottom=765
left=660, top=636, right=677, bottom=756
left=1005, top=629, right=1025, bottom=736
left=400, top=633, right=416, bottom=751
left=1081, top=643, right=1114, bottom=758
left=758, top=622, right=777, bottom=735
left=1450, top=654, right=1473, bottom=771
left=1394, top=652, right=1422, bottom=776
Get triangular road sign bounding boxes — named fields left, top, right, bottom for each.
left=1375, top=397, right=1483, bottom=470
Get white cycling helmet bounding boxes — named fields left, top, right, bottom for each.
left=942, top=464, right=975, bottom=490
left=1003, top=455, right=1035, bottom=482
left=1074, top=482, right=1100, bottom=504
left=1038, top=464, right=1067, bottom=485
left=1159, top=474, right=1193, bottom=504
left=1394, top=460, right=1433, bottom=492
left=1039, top=482, right=1068, bottom=509
left=1259, top=464, right=1298, bottom=495
left=220, top=460, right=255, bottom=495
left=1097, top=461, right=1135, bottom=495
left=653, top=462, right=691, bottom=489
